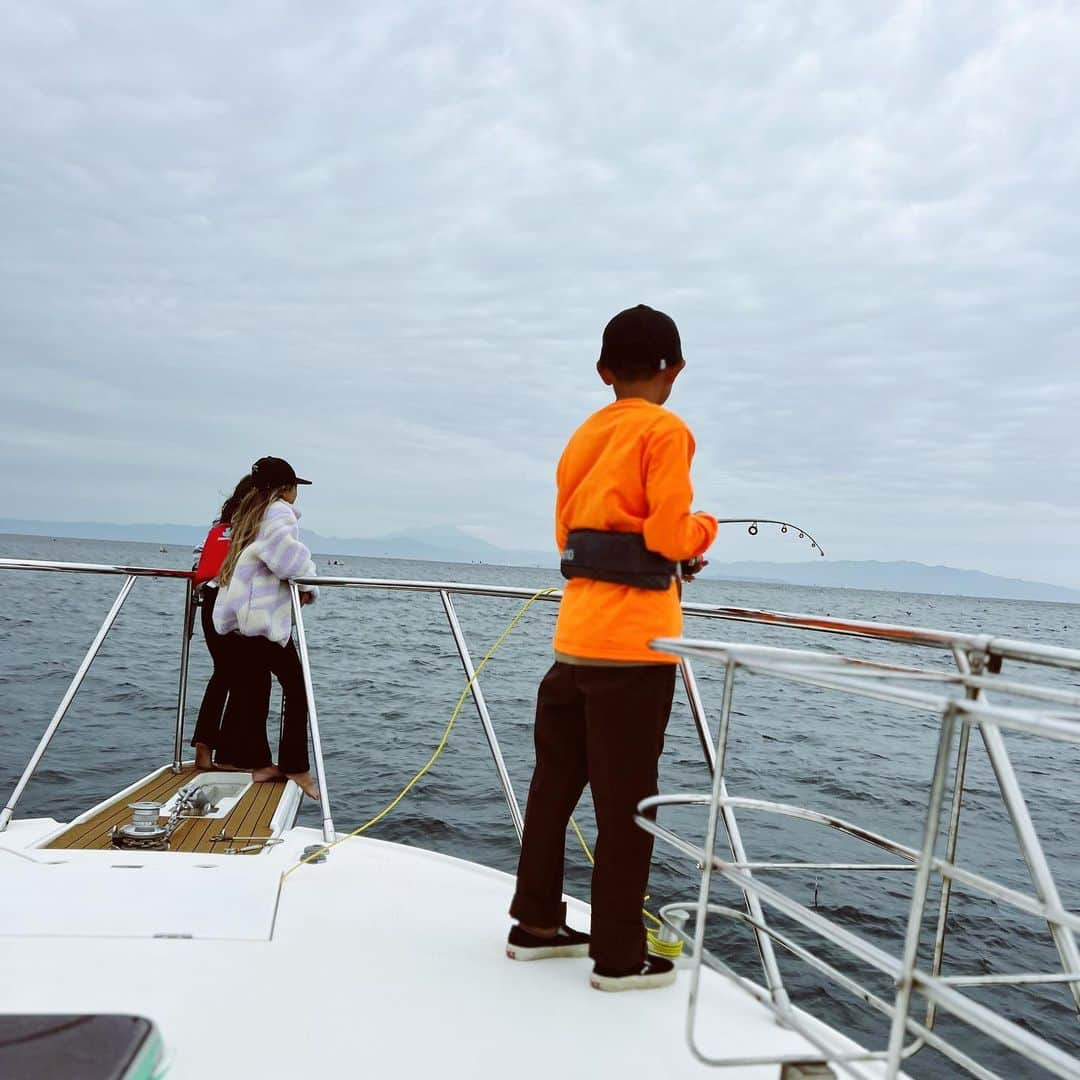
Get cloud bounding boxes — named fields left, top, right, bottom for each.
left=1, top=0, right=1078, bottom=583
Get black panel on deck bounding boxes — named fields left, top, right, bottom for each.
left=0, top=1015, right=158, bottom=1079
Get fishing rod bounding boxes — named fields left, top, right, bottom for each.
left=713, top=519, right=826, bottom=557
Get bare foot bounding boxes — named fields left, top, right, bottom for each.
left=252, top=766, right=285, bottom=783
left=287, top=771, right=320, bottom=801
left=194, top=743, right=213, bottom=770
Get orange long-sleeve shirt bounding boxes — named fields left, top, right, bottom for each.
left=552, top=398, right=718, bottom=663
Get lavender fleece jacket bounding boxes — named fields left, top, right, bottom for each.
left=213, top=500, right=319, bottom=646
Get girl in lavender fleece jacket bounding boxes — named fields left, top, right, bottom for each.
left=214, top=456, right=320, bottom=800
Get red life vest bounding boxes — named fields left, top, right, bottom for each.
left=193, top=522, right=232, bottom=585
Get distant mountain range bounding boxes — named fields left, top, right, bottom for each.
left=2, top=518, right=1077, bottom=604
left=707, top=560, right=1079, bottom=604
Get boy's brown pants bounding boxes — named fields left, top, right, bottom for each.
left=510, top=660, right=676, bottom=971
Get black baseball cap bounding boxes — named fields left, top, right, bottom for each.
left=598, top=304, right=684, bottom=375
left=251, top=456, right=312, bottom=491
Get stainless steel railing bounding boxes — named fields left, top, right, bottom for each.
left=3, top=557, right=1080, bottom=1078
left=640, top=635, right=1080, bottom=1079
left=0, top=558, right=339, bottom=837
left=0, top=573, right=139, bottom=832
left=0, top=558, right=204, bottom=832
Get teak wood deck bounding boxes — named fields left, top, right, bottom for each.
left=45, top=766, right=287, bottom=854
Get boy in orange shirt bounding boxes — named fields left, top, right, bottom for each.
left=507, top=305, right=718, bottom=991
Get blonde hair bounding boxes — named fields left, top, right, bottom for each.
left=217, top=484, right=292, bottom=587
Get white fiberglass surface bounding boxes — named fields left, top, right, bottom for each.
left=0, top=829, right=892, bottom=1078
left=0, top=853, right=282, bottom=940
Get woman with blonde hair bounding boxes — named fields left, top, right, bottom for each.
left=190, top=471, right=271, bottom=771
left=213, top=456, right=320, bottom=800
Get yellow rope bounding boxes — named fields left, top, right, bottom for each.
left=282, top=588, right=557, bottom=880
left=282, top=582, right=684, bottom=955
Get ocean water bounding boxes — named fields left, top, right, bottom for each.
left=1, top=533, right=1078, bottom=1078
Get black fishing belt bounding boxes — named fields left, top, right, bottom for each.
left=560, top=529, right=677, bottom=590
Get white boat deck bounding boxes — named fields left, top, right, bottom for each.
left=0, top=819, right=891, bottom=1079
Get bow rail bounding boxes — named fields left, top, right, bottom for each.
left=641, top=634, right=1080, bottom=1078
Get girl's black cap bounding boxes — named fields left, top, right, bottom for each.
left=599, top=304, right=683, bottom=373
left=251, top=456, right=311, bottom=491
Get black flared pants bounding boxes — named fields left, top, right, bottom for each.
left=190, top=587, right=270, bottom=752
left=217, top=636, right=311, bottom=775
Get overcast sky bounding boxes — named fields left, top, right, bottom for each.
left=2, top=1, right=1078, bottom=585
